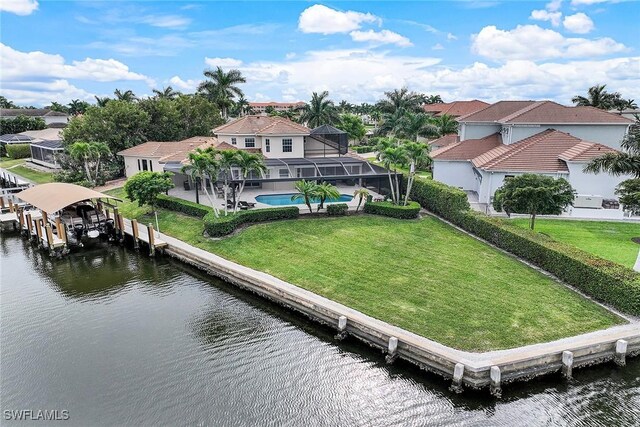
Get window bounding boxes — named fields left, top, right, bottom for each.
left=149, top=161, right=153, bottom=172
left=231, top=137, right=236, bottom=145
left=282, top=138, right=292, bottom=153
left=245, top=137, right=255, bottom=148
left=137, top=159, right=141, bottom=171
left=265, top=138, right=270, bottom=153
left=141, top=159, right=149, bottom=171
left=279, top=168, right=290, bottom=178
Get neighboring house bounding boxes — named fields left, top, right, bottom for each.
left=428, top=134, right=459, bottom=150
left=0, top=108, right=69, bottom=126
left=0, top=128, right=64, bottom=169
left=432, top=101, right=634, bottom=209
left=248, top=102, right=306, bottom=115
left=611, top=108, right=640, bottom=121
left=423, top=100, right=489, bottom=117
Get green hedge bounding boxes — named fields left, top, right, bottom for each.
left=204, top=206, right=299, bottom=237
left=6, top=144, right=31, bottom=159
left=363, top=201, right=421, bottom=219
left=156, top=194, right=211, bottom=218
left=408, top=177, right=640, bottom=315
left=353, top=145, right=375, bottom=153
left=327, top=203, right=348, bottom=216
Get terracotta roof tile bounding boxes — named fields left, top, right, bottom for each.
left=457, top=101, right=537, bottom=122
left=431, top=133, right=503, bottom=161
left=213, top=115, right=310, bottom=135
left=428, top=134, right=459, bottom=148
left=117, top=137, right=218, bottom=162
left=423, top=100, right=489, bottom=117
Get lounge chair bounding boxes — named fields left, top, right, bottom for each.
left=238, top=201, right=256, bottom=209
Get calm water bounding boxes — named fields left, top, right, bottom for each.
left=255, top=193, right=353, bottom=206
left=1, top=233, right=639, bottom=426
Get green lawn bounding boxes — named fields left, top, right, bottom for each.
left=0, top=158, right=54, bottom=184
left=510, top=218, right=640, bottom=269
left=106, top=186, right=622, bottom=351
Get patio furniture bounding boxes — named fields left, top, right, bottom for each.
left=238, top=201, right=255, bottom=209
left=183, top=180, right=191, bottom=191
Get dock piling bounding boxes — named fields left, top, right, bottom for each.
left=131, top=219, right=140, bottom=249
left=562, top=351, right=574, bottom=379
left=148, top=223, right=156, bottom=256
left=615, top=339, right=628, bottom=366
left=450, top=363, right=465, bottom=393
left=386, top=336, right=398, bottom=363
left=490, top=366, right=502, bottom=397
left=335, top=315, right=348, bottom=340
left=45, top=224, right=55, bottom=255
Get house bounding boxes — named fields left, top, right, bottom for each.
left=432, top=101, right=634, bottom=210
left=0, top=108, right=69, bottom=126
left=0, top=128, right=65, bottom=168
left=248, top=102, right=306, bottom=115
left=423, top=100, right=489, bottom=117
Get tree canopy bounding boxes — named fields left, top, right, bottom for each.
left=124, top=171, right=174, bottom=210
left=338, top=113, right=366, bottom=142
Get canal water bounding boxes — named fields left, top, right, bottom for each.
left=1, top=233, right=639, bottom=426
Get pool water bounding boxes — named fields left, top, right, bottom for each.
left=255, top=193, right=353, bottom=206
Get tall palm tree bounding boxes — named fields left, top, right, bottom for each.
left=378, top=145, right=408, bottom=204
left=233, top=151, right=266, bottom=212
left=403, top=142, right=430, bottom=206
left=424, top=94, right=443, bottom=105
left=182, top=149, right=221, bottom=217
left=376, top=88, right=423, bottom=114
left=584, top=117, right=640, bottom=178
left=397, top=112, right=438, bottom=141
left=67, top=141, right=110, bottom=186
left=338, top=100, right=352, bottom=113
left=152, top=86, right=179, bottom=99
left=67, top=99, right=90, bottom=115
left=314, top=182, right=341, bottom=211
left=94, top=96, right=110, bottom=107
left=48, top=101, right=68, bottom=113
left=198, top=66, right=246, bottom=119
left=377, top=109, right=405, bottom=137
left=300, top=91, right=340, bottom=127
left=571, top=84, right=621, bottom=110
left=432, top=114, right=459, bottom=137
left=234, top=95, right=252, bottom=117
left=216, top=149, right=240, bottom=215
left=291, top=180, right=317, bottom=213
left=114, top=89, right=137, bottom=102
left=353, top=188, right=369, bottom=213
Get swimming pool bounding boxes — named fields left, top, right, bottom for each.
left=255, top=193, right=353, bottom=206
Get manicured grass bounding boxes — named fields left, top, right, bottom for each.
left=368, top=158, right=432, bottom=179
left=0, top=157, right=54, bottom=184
left=510, top=218, right=640, bottom=269
left=0, top=157, right=26, bottom=168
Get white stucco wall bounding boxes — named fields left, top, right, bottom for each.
left=477, top=170, right=570, bottom=204
left=566, top=162, right=631, bottom=199
left=433, top=161, right=478, bottom=191
left=122, top=156, right=163, bottom=178
left=460, top=123, right=501, bottom=141
left=216, top=133, right=305, bottom=158
left=43, top=116, right=68, bottom=126
left=506, top=124, right=629, bottom=149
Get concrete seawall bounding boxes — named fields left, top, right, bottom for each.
left=158, top=231, right=640, bottom=394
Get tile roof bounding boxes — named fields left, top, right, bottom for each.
left=458, top=100, right=633, bottom=124
left=213, top=115, right=310, bottom=135
left=117, top=137, right=218, bottom=162
left=248, top=102, right=306, bottom=107
left=0, top=108, right=68, bottom=117
left=471, top=129, right=619, bottom=173
left=428, top=134, right=459, bottom=148
left=423, top=100, right=490, bottom=117
left=431, top=133, right=503, bottom=161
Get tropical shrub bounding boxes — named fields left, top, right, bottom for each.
left=124, top=171, right=174, bottom=210
left=353, top=145, right=375, bottom=153
left=156, top=194, right=211, bottom=217
left=6, top=144, right=31, bottom=159
left=363, top=201, right=420, bottom=219
left=327, top=203, right=348, bottom=216
left=204, top=206, right=299, bottom=237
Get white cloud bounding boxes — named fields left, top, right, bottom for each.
left=204, top=57, right=243, bottom=68
left=168, top=76, right=200, bottom=92
left=563, top=12, right=595, bottom=33
left=298, top=4, right=380, bottom=34
left=2, top=80, right=96, bottom=106
left=139, top=15, right=191, bottom=29
left=530, top=9, right=563, bottom=26
left=547, top=0, right=563, bottom=11
left=571, top=0, right=610, bottom=5
left=447, top=33, right=457, bottom=41
left=471, top=25, right=625, bottom=61
left=349, top=29, right=412, bottom=47
left=285, top=52, right=297, bottom=60
left=432, top=43, right=445, bottom=50
left=0, top=0, right=38, bottom=15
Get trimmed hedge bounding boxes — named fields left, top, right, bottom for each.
left=352, top=145, right=375, bottom=153
left=327, top=203, right=348, bottom=216
left=6, top=144, right=31, bottom=159
left=204, top=206, right=299, bottom=237
left=156, top=194, right=211, bottom=218
left=363, top=201, right=421, bottom=219
left=408, top=177, right=640, bottom=315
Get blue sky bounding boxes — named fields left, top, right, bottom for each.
left=1, top=0, right=638, bottom=106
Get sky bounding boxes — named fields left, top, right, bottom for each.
left=1, top=0, right=639, bottom=107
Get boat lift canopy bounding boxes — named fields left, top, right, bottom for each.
left=16, top=183, right=120, bottom=214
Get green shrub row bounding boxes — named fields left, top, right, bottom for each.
left=327, top=203, right=348, bottom=216
left=6, top=144, right=31, bottom=159
left=408, top=178, right=640, bottom=315
left=363, top=201, right=421, bottom=219
left=204, top=206, right=299, bottom=237
left=352, top=145, right=375, bottom=153
left=156, top=194, right=212, bottom=218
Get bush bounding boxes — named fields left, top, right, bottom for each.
left=6, top=144, right=31, bottom=159
left=407, top=177, right=640, bottom=315
left=363, top=201, right=420, bottom=219
left=156, top=194, right=211, bottom=218
left=353, top=145, right=375, bottom=153
left=327, top=203, right=348, bottom=216
left=204, top=206, right=299, bottom=237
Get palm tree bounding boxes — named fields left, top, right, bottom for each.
left=300, top=91, right=340, bottom=127
left=376, top=88, right=423, bottom=114
left=48, top=101, right=68, bottom=113
left=353, top=188, right=369, bottom=213
left=432, top=114, right=459, bottom=137
left=94, top=96, right=110, bottom=107
left=152, top=86, right=179, bottom=99
left=314, top=182, right=341, bottom=211
left=571, top=84, right=621, bottom=110
left=198, top=66, right=246, bottom=119
left=378, top=145, right=408, bottom=204
left=338, top=100, right=352, bottom=113
left=67, top=99, right=90, bottom=115
left=182, top=149, right=221, bottom=217
left=67, top=141, right=110, bottom=186
left=114, top=89, right=137, bottom=102
left=397, top=112, right=438, bottom=141
left=234, top=95, right=252, bottom=117
left=424, top=94, right=443, bottom=105
left=377, top=109, right=405, bottom=137
left=584, top=117, right=640, bottom=178
left=291, top=180, right=317, bottom=213
left=216, top=149, right=240, bottom=215
left=403, top=142, right=430, bottom=206
left=233, top=151, right=266, bottom=212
